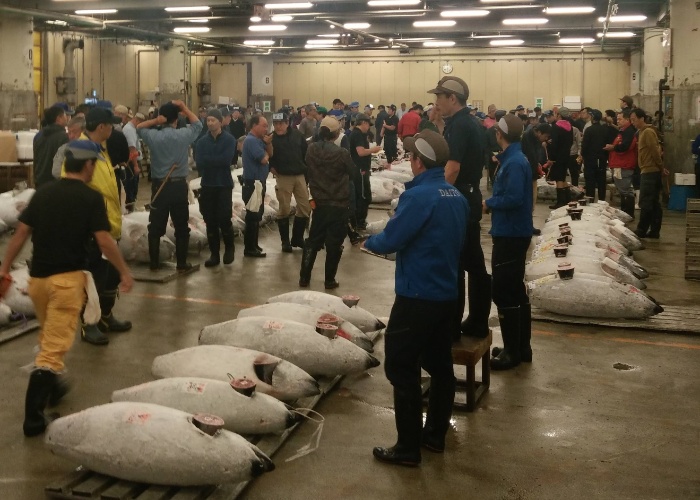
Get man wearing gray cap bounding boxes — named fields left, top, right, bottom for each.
left=121, top=112, right=145, bottom=212
left=365, top=130, right=468, bottom=465
left=428, top=76, right=490, bottom=342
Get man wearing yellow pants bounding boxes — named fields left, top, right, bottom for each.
left=0, top=141, right=133, bottom=437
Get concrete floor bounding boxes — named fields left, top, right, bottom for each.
left=1, top=179, right=699, bottom=500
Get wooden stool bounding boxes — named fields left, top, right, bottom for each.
left=451, top=329, right=492, bottom=412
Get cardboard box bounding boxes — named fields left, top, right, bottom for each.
left=0, top=132, right=18, bottom=163
left=675, top=173, right=696, bottom=186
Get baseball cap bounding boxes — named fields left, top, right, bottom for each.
left=403, top=130, right=450, bottom=169
left=320, top=115, right=341, bottom=133
left=52, top=102, right=75, bottom=115
left=134, top=112, right=146, bottom=121
left=207, top=108, right=224, bottom=122
left=85, top=107, right=121, bottom=129
left=159, top=102, right=180, bottom=123
left=95, top=100, right=113, bottom=110
left=495, top=109, right=507, bottom=121
left=620, top=95, right=633, bottom=106
left=427, top=76, right=469, bottom=100
left=515, top=104, right=525, bottom=111
left=591, top=109, right=603, bottom=122
left=272, top=112, right=289, bottom=122
left=496, top=115, right=524, bottom=142
left=327, top=109, right=345, bottom=119
left=354, top=113, right=371, bottom=124
left=114, top=104, right=132, bottom=118
left=412, top=104, right=424, bottom=111
left=388, top=104, right=397, bottom=110
left=349, top=101, right=360, bottom=108
left=543, top=109, right=554, bottom=117
left=558, top=107, right=571, bottom=118
left=65, top=140, right=105, bottom=161
left=528, top=112, right=537, bottom=118
left=365, top=104, right=375, bottom=110
left=316, top=106, right=328, bottom=114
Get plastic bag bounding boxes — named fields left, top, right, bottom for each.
left=245, top=180, right=263, bottom=212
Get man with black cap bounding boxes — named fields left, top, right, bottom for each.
left=1, top=140, right=133, bottom=437
left=350, top=113, right=382, bottom=231
left=620, top=95, right=634, bottom=110
left=428, top=75, right=490, bottom=342
left=34, top=106, right=69, bottom=189
left=194, top=108, right=237, bottom=267
left=547, top=106, right=574, bottom=208
left=270, top=110, right=311, bottom=253
left=364, top=130, right=468, bottom=466
left=375, top=105, right=388, bottom=146
left=138, top=100, right=204, bottom=271
left=483, top=114, right=533, bottom=371
left=581, top=109, right=609, bottom=201
left=381, top=104, right=399, bottom=163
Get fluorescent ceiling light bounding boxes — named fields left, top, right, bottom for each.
left=441, top=10, right=490, bottom=18
left=344, top=22, right=371, bottom=29
left=307, top=38, right=339, bottom=44
left=305, top=44, right=335, bottom=49
left=271, top=15, right=293, bottom=22
left=187, top=19, right=209, bottom=23
left=502, top=18, right=548, bottom=25
left=375, top=38, right=380, bottom=42
left=249, top=24, right=288, bottom=31
left=598, top=15, right=647, bottom=22
left=544, top=7, right=595, bottom=14
left=265, top=2, right=313, bottom=8
left=318, top=33, right=341, bottom=37
left=250, top=16, right=262, bottom=22
left=243, top=40, right=276, bottom=46
left=75, top=9, right=117, bottom=14
left=368, top=0, right=421, bottom=6
left=46, top=20, right=69, bottom=26
left=596, top=32, right=635, bottom=38
left=173, top=27, right=211, bottom=33
left=471, top=34, right=514, bottom=39
left=423, top=41, right=456, bottom=47
left=480, top=0, right=530, bottom=3
left=164, top=6, right=210, bottom=12
left=559, top=37, right=594, bottom=43
left=490, top=39, right=525, bottom=46
left=203, top=44, right=216, bottom=48
left=414, top=20, right=457, bottom=27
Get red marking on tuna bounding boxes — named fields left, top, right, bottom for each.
left=337, top=329, right=351, bottom=340
left=126, top=413, right=152, bottom=424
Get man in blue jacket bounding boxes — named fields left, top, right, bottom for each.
left=483, top=114, right=533, bottom=370
left=364, top=130, right=469, bottom=467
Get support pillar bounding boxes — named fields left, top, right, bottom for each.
left=158, top=42, right=188, bottom=106
left=249, top=56, right=274, bottom=113
left=0, top=14, right=37, bottom=130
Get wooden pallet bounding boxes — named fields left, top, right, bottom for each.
left=132, top=262, right=200, bottom=283
left=686, top=199, right=700, bottom=280
left=0, top=317, right=39, bottom=345
left=532, top=305, right=700, bottom=335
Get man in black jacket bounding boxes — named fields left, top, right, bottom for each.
left=270, top=111, right=311, bottom=252
left=229, top=107, right=247, bottom=167
left=581, top=109, right=609, bottom=201
left=34, top=106, right=69, bottom=188
left=547, top=107, right=574, bottom=208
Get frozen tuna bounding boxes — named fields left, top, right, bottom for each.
left=199, top=317, right=380, bottom=377
left=45, top=402, right=274, bottom=485
left=119, top=214, right=174, bottom=263
left=0, top=187, right=35, bottom=228
left=111, top=377, right=298, bottom=435
left=0, top=267, right=34, bottom=315
left=526, top=255, right=646, bottom=289
left=152, top=345, right=320, bottom=401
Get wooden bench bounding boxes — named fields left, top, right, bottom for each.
left=451, top=329, right=492, bottom=412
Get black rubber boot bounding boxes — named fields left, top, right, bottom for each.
left=621, top=194, right=635, bottom=219
left=81, top=323, right=109, bottom=345
left=47, top=375, right=70, bottom=408
left=422, top=375, right=456, bottom=453
left=23, top=370, right=58, bottom=437
left=221, top=226, right=235, bottom=264
left=98, top=312, right=132, bottom=333
left=278, top=218, right=293, bottom=253
left=492, top=303, right=533, bottom=363
left=299, top=245, right=317, bottom=287
left=491, top=306, right=522, bottom=371
left=148, top=236, right=161, bottom=271
left=175, top=235, right=192, bottom=271
left=244, top=224, right=266, bottom=257
left=290, top=217, right=308, bottom=248
left=648, top=207, right=662, bottom=238
left=204, top=232, right=221, bottom=267
left=460, top=274, right=491, bottom=339
left=373, top=388, right=422, bottom=466
left=549, top=188, right=567, bottom=209
left=324, top=246, right=343, bottom=289
left=635, top=210, right=651, bottom=238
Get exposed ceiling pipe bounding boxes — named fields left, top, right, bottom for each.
left=599, top=0, right=617, bottom=51
left=323, top=20, right=409, bottom=49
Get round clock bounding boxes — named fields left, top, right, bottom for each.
left=442, top=63, right=453, bottom=74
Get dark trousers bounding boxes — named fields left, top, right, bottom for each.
left=148, top=179, right=190, bottom=240
left=87, top=239, right=121, bottom=317
left=306, top=205, right=347, bottom=253
left=491, top=236, right=530, bottom=309
left=384, top=135, right=398, bottom=163
left=637, top=172, right=663, bottom=235
left=123, top=161, right=140, bottom=210
left=567, top=154, right=580, bottom=186
left=353, top=171, right=372, bottom=226
left=241, top=180, right=266, bottom=223
left=583, top=158, right=607, bottom=201
left=385, top=295, right=456, bottom=445
left=199, top=186, right=234, bottom=234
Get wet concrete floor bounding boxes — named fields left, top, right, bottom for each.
left=0, top=180, right=699, bottom=499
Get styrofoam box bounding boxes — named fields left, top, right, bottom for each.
left=676, top=173, right=696, bottom=185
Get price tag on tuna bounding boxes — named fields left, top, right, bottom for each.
left=263, top=320, right=284, bottom=330
left=184, top=382, right=206, bottom=394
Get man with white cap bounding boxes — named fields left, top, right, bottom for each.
left=364, top=130, right=468, bottom=466
left=428, top=75, right=490, bottom=342
left=483, top=114, right=533, bottom=371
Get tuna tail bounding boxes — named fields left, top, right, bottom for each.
left=618, top=255, right=649, bottom=279
left=366, top=354, right=381, bottom=369
left=376, top=319, right=387, bottom=330
left=353, top=335, right=375, bottom=353
left=650, top=297, right=664, bottom=316
left=285, top=408, right=303, bottom=428
left=250, top=450, right=275, bottom=477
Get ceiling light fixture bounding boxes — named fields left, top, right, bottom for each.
left=243, top=40, right=276, bottom=46
left=173, top=27, right=211, bottom=33
left=318, top=33, right=341, bottom=37
left=471, top=34, right=514, bottom=39
left=502, top=18, right=548, bottom=25
left=187, top=19, right=209, bottom=23
left=271, top=15, right=293, bottom=22
left=480, top=0, right=530, bottom=3
left=368, top=0, right=420, bottom=6
left=544, top=7, right=595, bottom=14
left=344, top=22, right=371, bottom=29
left=598, top=15, right=647, bottom=22
left=490, top=39, right=525, bottom=46
left=46, top=20, right=69, bottom=26
left=423, top=41, right=456, bottom=47
left=374, top=38, right=380, bottom=42
left=265, top=2, right=313, bottom=9
left=249, top=24, right=288, bottom=31
left=307, top=38, right=339, bottom=44
left=305, top=44, right=335, bottom=49
left=75, top=9, right=117, bottom=15
left=250, top=16, right=262, bottom=22
left=559, top=37, right=594, bottom=43
left=164, top=6, right=210, bottom=12
left=414, top=20, right=457, bottom=27
left=596, top=31, right=635, bottom=38
left=441, top=10, right=490, bottom=18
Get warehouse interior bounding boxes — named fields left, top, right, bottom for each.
left=0, top=0, right=699, bottom=498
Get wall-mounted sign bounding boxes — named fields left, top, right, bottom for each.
left=263, top=101, right=271, bottom=112
left=663, top=94, right=674, bottom=132
left=535, top=97, right=544, bottom=109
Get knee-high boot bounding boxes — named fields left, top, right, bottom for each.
left=549, top=188, right=567, bottom=209
left=324, top=246, right=343, bottom=289
left=23, top=370, right=58, bottom=437
left=278, top=218, right=292, bottom=253
left=648, top=206, right=662, bottom=238
left=299, top=245, right=317, bottom=287
left=373, top=388, right=422, bottom=466
left=422, top=374, right=455, bottom=452
left=204, top=232, right=221, bottom=267
left=221, top=226, right=235, bottom=264
left=290, top=217, right=308, bottom=248
left=491, top=306, right=521, bottom=370
left=460, top=274, right=491, bottom=338
left=175, top=235, right=192, bottom=271
left=148, top=236, right=161, bottom=271
left=492, top=303, right=533, bottom=362
left=621, top=194, right=635, bottom=219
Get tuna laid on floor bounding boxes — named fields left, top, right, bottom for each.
left=45, top=402, right=274, bottom=486
left=527, top=274, right=663, bottom=319
left=199, top=317, right=381, bottom=378
left=111, top=377, right=299, bottom=435
left=267, top=291, right=386, bottom=333
left=526, top=255, right=646, bottom=289
left=0, top=267, right=34, bottom=316
left=237, top=303, right=374, bottom=352
left=152, top=345, right=320, bottom=401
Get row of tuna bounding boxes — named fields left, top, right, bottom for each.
left=45, top=290, right=386, bottom=486
left=526, top=200, right=663, bottom=319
